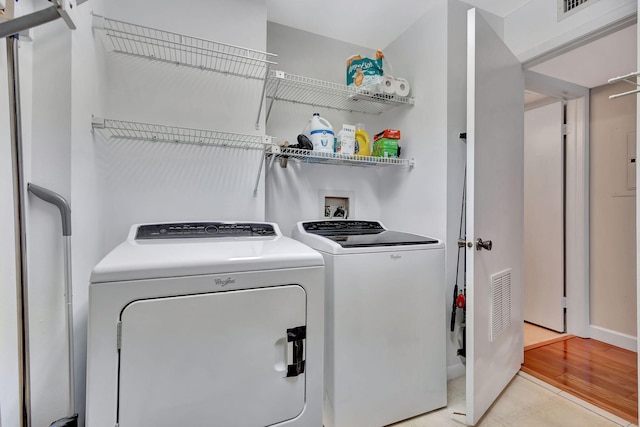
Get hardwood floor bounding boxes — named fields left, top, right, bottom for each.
left=521, top=336, right=638, bottom=424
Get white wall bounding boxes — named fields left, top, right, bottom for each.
left=265, top=23, right=386, bottom=234
left=504, top=0, right=636, bottom=62
left=97, top=0, right=268, bottom=250
left=70, top=2, right=107, bottom=422
left=590, top=81, right=637, bottom=342
left=382, top=0, right=461, bottom=373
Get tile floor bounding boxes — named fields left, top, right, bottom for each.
left=391, top=372, right=638, bottom=427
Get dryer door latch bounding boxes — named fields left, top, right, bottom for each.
left=286, top=326, right=306, bottom=377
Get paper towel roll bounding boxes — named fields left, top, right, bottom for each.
left=395, top=78, right=410, bottom=97
left=379, top=76, right=396, bottom=95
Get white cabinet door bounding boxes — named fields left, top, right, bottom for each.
left=524, top=101, right=565, bottom=332
left=466, top=8, right=525, bottom=426
left=118, top=285, right=307, bottom=427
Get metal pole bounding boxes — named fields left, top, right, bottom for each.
left=0, top=5, right=59, bottom=39
left=27, top=183, right=75, bottom=418
left=7, top=34, right=31, bottom=427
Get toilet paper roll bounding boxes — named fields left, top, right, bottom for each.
left=379, top=75, right=396, bottom=95
left=394, top=78, right=411, bottom=97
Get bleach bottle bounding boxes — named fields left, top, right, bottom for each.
left=309, top=113, right=334, bottom=153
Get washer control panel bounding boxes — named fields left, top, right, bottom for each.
left=135, top=222, right=277, bottom=239
left=302, top=220, right=384, bottom=235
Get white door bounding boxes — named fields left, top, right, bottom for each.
left=466, top=8, right=524, bottom=426
left=118, top=285, right=307, bottom=427
left=524, top=102, right=565, bottom=332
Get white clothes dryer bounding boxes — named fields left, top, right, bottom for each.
left=292, top=220, right=446, bottom=427
left=85, top=222, right=324, bottom=427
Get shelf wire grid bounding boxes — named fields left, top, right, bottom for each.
left=94, top=119, right=272, bottom=150
left=94, top=15, right=277, bottom=80
left=266, top=70, right=414, bottom=115
left=266, top=147, right=413, bottom=168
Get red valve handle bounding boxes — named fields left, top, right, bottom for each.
left=456, top=293, right=466, bottom=309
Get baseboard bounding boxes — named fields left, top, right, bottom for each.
left=447, top=362, right=465, bottom=380
left=589, top=325, right=637, bottom=352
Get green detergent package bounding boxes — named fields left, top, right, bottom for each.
left=346, top=50, right=385, bottom=90
left=372, top=137, right=399, bottom=158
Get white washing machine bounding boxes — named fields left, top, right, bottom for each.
left=85, top=222, right=324, bottom=427
left=292, top=220, right=446, bottom=427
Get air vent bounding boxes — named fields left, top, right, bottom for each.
left=489, top=269, right=512, bottom=342
left=558, top=0, right=600, bottom=20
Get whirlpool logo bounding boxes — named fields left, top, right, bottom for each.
left=390, top=254, right=402, bottom=261
left=215, top=277, right=235, bottom=287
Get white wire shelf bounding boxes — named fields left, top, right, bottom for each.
left=265, top=70, right=415, bottom=117
left=92, top=14, right=277, bottom=80
left=91, top=117, right=273, bottom=150
left=266, top=146, right=415, bottom=168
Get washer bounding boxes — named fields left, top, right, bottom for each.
left=85, top=222, right=324, bottom=427
left=292, top=220, right=446, bottom=427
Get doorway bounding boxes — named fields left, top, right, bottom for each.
left=520, top=21, right=638, bottom=423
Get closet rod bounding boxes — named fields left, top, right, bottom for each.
left=608, top=70, right=640, bottom=99
left=0, top=0, right=86, bottom=39
left=609, top=88, right=640, bottom=100
left=608, top=71, right=640, bottom=85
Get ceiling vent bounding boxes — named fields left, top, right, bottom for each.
left=558, top=0, right=600, bottom=21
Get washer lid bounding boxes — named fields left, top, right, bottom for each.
left=320, top=231, right=438, bottom=248
left=91, top=222, right=324, bottom=283
left=292, top=220, right=443, bottom=254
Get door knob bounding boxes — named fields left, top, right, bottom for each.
left=476, top=238, right=492, bottom=251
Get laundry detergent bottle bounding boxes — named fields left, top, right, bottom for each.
left=309, top=113, right=334, bottom=153
left=354, top=123, right=370, bottom=156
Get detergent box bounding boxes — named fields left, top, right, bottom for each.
left=372, top=138, right=399, bottom=158
left=346, top=50, right=385, bottom=91
left=372, top=129, right=400, bottom=158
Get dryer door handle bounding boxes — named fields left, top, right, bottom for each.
left=286, top=326, right=306, bottom=377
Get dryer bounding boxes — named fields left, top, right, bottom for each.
left=292, top=220, right=446, bottom=427
left=85, top=222, right=324, bottom=427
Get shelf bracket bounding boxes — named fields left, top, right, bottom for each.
left=91, top=116, right=105, bottom=130
left=264, top=71, right=284, bottom=125
left=254, top=65, right=271, bottom=130
left=253, top=136, right=272, bottom=197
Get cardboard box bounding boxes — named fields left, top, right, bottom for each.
left=372, top=137, right=399, bottom=158
left=374, top=129, right=401, bottom=142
